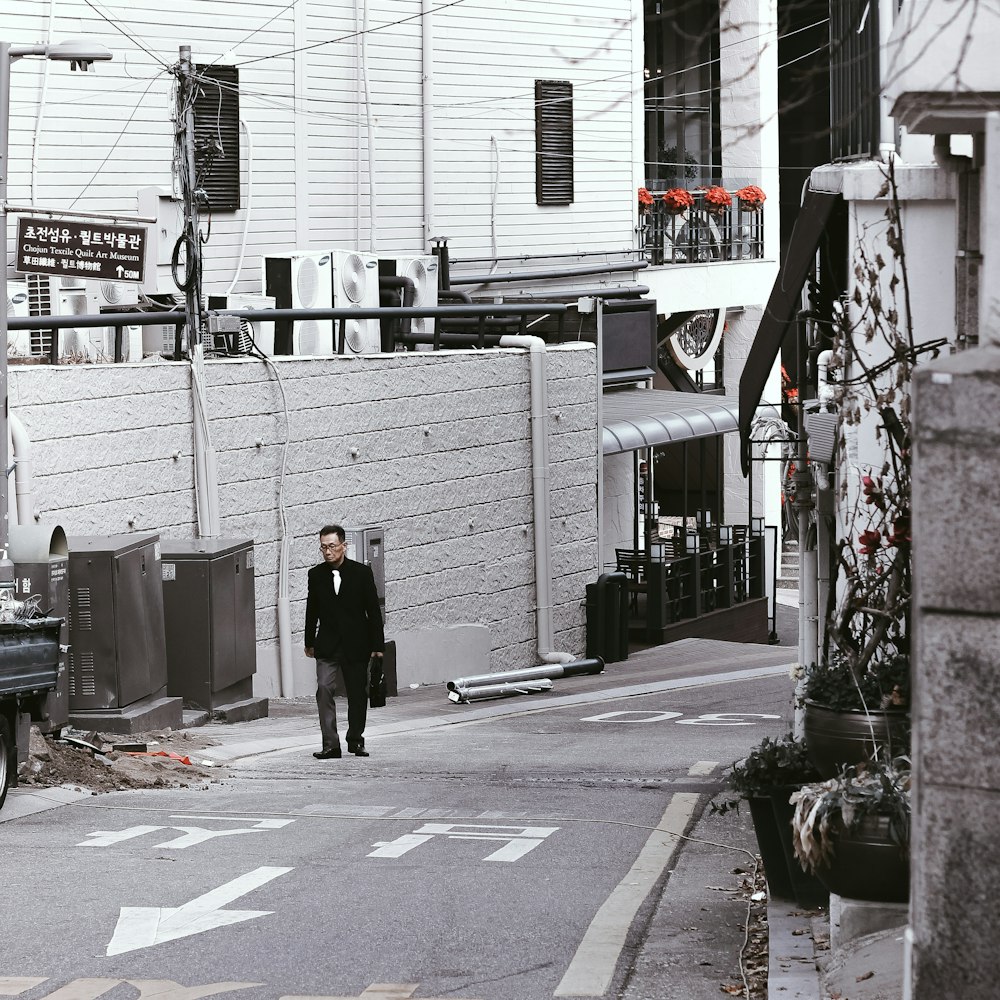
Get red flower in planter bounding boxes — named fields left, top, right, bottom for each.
left=662, top=187, right=694, bottom=214
left=735, top=184, right=767, bottom=210
left=638, top=186, right=655, bottom=211
left=859, top=529, right=882, bottom=555
left=702, top=185, right=732, bottom=212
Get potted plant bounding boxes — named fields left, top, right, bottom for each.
left=791, top=756, right=910, bottom=903
left=701, top=184, right=732, bottom=216
left=734, top=184, right=766, bottom=211
left=715, top=734, right=827, bottom=906
left=800, top=651, right=910, bottom=777
left=661, top=187, right=694, bottom=215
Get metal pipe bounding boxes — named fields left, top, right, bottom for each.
left=499, top=334, right=576, bottom=665
left=451, top=260, right=648, bottom=285
left=498, top=284, right=650, bottom=302
left=8, top=412, right=33, bottom=528
left=421, top=0, right=435, bottom=252
left=1, top=42, right=16, bottom=587
left=447, top=658, right=604, bottom=692
left=448, top=678, right=553, bottom=703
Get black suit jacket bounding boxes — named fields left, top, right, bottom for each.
left=304, top=557, right=385, bottom=662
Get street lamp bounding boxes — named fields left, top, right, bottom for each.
left=0, top=38, right=112, bottom=587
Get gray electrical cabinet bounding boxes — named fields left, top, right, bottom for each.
left=10, top=525, right=69, bottom=733
left=344, top=524, right=385, bottom=618
left=159, top=538, right=257, bottom=712
left=67, top=533, right=168, bottom=710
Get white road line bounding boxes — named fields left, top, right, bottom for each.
left=553, top=792, right=699, bottom=997
left=0, top=981, right=47, bottom=997
left=688, top=760, right=719, bottom=776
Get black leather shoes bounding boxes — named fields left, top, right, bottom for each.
left=313, top=747, right=342, bottom=759
left=348, top=744, right=370, bottom=757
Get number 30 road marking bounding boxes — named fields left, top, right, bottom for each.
left=581, top=711, right=780, bottom=725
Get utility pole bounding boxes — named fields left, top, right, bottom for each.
left=174, top=45, right=203, bottom=353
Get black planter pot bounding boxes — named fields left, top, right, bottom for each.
left=747, top=787, right=828, bottom=908
left=812, top=813, right=909, bottom=903
left=802, top=700, right=909, bottom=778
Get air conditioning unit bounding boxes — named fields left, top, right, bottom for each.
left=6, top=279, right=31, bottom=356
left=25, top=274, right=85, bottom=358
left=86, top=278, right=139, bottom=312
left=378, top=254, right=438, bottom=341
left=330, top=248, right=380, bottom=354
left=263, top=252, right=334, bottom=356
left=207, top=293, right=276, bottom=355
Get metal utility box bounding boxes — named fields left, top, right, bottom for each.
left=344, top=525, right=385, bottom=618
left=67, top=533, right=168, bottom=710
left=10, top=524, right=69, bottom=733
left=159, top=538, right=257, bottom=712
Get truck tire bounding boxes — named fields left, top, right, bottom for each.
left=0, top=715, right=11, bottom=812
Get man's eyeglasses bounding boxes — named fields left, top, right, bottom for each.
left=320, top=542, right=344, bottom=551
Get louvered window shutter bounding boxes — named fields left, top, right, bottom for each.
left=194, top=66, right=241, bottom=212
left=535, top=80, right=574, bottom=205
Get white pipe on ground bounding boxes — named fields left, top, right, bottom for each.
left=499, top=335, right=575, bottom=665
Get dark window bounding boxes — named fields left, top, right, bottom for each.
left=643, top=0, right=721, bottom=187
left=829, top=0, right=881, bottom=161
left=535, top=80, right=574, bottom=205
left=194, top=66, right=241, bottom=212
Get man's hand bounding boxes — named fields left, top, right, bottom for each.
left=372, top=651, right=383, bottom=658
left=305, top=647, right=315, bottom=658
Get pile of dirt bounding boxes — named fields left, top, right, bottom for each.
left=16, top=726, right=226, bottom=794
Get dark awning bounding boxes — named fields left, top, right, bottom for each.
left=602, top=388, right=739, bottom=455
left=738, top=187, right=839, bottom=474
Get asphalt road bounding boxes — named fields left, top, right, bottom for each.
left=0, top=670, right=793, bottom=1000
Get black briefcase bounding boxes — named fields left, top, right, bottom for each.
left=368, top=656, right=387, bottom=708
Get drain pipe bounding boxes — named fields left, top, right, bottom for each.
left=7, top=412, right=33, bottom=528
left=499, top=334, right=575, bottom=665
left=447, top=658, right=604, bottom=702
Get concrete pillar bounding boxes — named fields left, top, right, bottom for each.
left=911, top=349, right=1000, bottom=998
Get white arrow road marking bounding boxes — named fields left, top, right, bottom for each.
left=106, top=866, right=293, bottom=956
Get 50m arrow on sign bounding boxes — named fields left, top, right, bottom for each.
left=107, top=866, right=293, bottom=955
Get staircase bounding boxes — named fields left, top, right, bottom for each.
left=778, top=537, right=799, bottom=590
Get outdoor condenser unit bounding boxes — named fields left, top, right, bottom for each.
left=330, top=248, right=381, bottom=354
left=378, top=254, right=438, bottom=341
left=263, top=251, right=334, bottom=355
left=66, top=533, right=168, bottom=711
left=6, top=279, right=31, bottom=356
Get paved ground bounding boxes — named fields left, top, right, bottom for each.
left=5, top=631, right=904, bottom=999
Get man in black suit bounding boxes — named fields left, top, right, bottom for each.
left=304, top=524, right=384, bottom=759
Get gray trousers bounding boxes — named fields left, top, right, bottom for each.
left=316, top=656, right=368, bottom=750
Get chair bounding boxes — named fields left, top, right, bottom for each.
left=615, top=548, right=647, bottom=613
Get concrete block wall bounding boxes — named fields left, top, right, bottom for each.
left=8, top=343, right=599, bottom=694
left=911, top=348, right=1000, bottom=998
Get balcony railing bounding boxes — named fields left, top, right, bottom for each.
left=639, top=189, right=765, bottom=266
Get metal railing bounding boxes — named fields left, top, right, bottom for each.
left=639, top=189, right=765, bottom=266
left=612, top=525, right=767, bottom=641
left=6, top=302, right=571, bottom=363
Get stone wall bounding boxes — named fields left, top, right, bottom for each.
left=911, top=348, right=1000, bottom=996
left=8, top=343, right=599, bottom=694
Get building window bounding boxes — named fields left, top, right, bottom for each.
left=643, top=0, right=720, bottom=187
left=535, top=80, right=574, bottom=205
left=194, top=66, right=241, bottom=212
